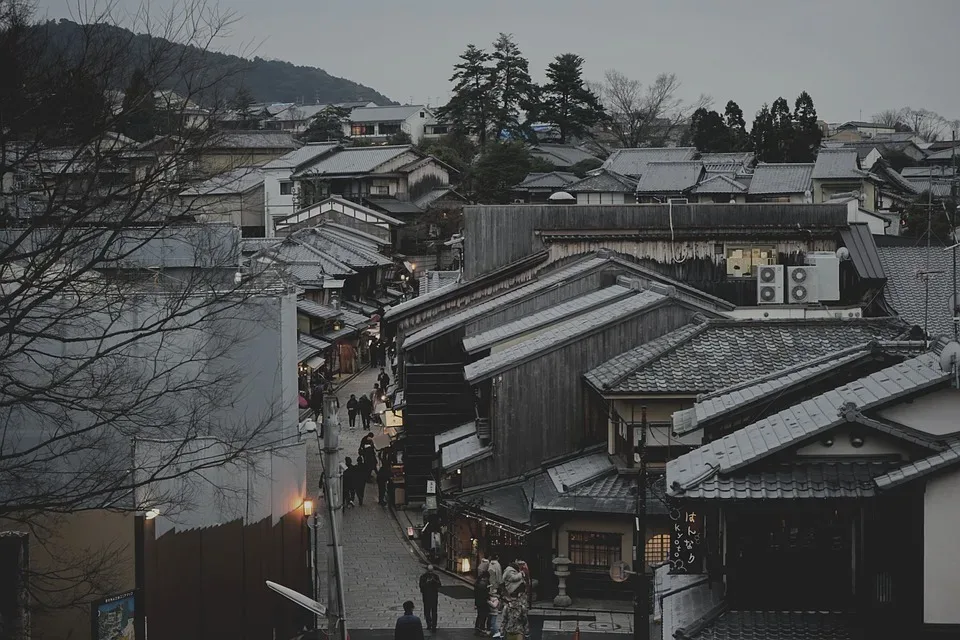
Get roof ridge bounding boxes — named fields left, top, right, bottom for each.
left=598, top=321, right=711, bottom=391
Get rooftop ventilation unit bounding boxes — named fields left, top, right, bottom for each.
left=757, top=264, right=784, bottom=305
left=787, top=266, right=819, bottom=304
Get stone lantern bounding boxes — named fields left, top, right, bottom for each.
left=552, top=556, right=572, bottom=607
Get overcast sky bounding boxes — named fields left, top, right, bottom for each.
left=36, top=0, right=960, bottom=125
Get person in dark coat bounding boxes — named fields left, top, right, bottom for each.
left=358, top=393, right=373, bottom=430
left=474, top=571, right=491, bottom=635
left=377, top=460, right=391, bottom=506
left=395, top=600, right=424, bottom=640
left=346, top=394, right=359, bottom=430
left=309, top=384, right=324, bottom=422
left=418, top=565, right=442, bottom=632
left=359, top=432, right=377, bottom=482
left=378, top=368, right=391, bottom=392
left=342, top=457, right=356, bottom=507
left=350, top=456, right=367, bottom=506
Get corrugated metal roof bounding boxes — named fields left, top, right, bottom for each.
left=667, top=350, right=950, bottom=493
left=349, top=105, right=425, bottom=123
left=812, top=148, right=864, bottom=179
left=877, top=246, right=959, bottom=337
left=291, top=146, right=414, bottom=176
left=464, top=289, right=666, bottom=383
left=635, top=161, right=704, bottom=193
left=672, top=345, right=876, bottom=435
left=691, top=174, right=747, bottom=194
left=684, top=610, right=861, bottom=639
left=261, top=143, right=340, bottom=169
left=840, top=223, right=885, bottom=280
left=402, top=255, right=609, bottom=350
left=747, top=163, right=814, bottom=194
left=516, top=171, right=579, bottom=189
left=180, top=167, right=264, bottom=196
left=601, top=147, right=697, bottom=178
left=462, top=285, right=633, bottom=354
left=874, top=441, right=960, bottom=489
left=297, top=299, right=342, bottom=320
left=565, top=170, right=637, bottom=193
left=587, top=318, right=907, bottom=395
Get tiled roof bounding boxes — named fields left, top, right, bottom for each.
left=275, top=196, right=404, bottom=229
left=515, top=171, right=579, bottom=189
left=901, top=166, right=952, bottom=178
left=565, top=170, right=637, bottom=193
left=298, top=339, right=321, bottom=363
left=691, top=174, right=747, bottom=195
left=601, top=147, right=697, bottom=178
left=291, top=146, right=414, bottom=176
left=179, top=167, right=264, bottom=195
left=349, top=105, right=425, bottom=123
left=209, top=131, right=300, bottom=150
left=667, top=350, right=951, bottom=492
left=413, top=187, right=466, bottom=209
left=902, top=177, right=954, bottom=199
left=925, top=146, right=960, bottom=162
left=529, top=144, right=599, bottom=167
left=401, top=255, right=609, bottom=350
left=420, top=270, right=461, bottom=296
left=322, top=325, right=358, bottom=342
left=436, top=422, right=488, bottom=470
left=299, top=334, right=332, bottom=351
left=586, top=318, right=907, bottom=395
left=682, top=610, right=861, bottom=639
left=294, top=227, right=393, bottom=269
left=672, top=344, right=877, bottom=435
left=339, top=308, right=373, bottom=328
left=297, top=300, right=342, bottom=320
left=462, top=285, right=633, bottom=354
left=679, top=460, right=896, bottom=500
left=635, top=161, right=704, bottom=193
left=747, top=163, right=814, bottom=194
left=261, top=143, right=340, bottom=170
left=812, top=148, right=864, bottom=179
left=696, top=152, right=755, bottom=167
left=464, top=289, right=667, bottom=383
left=365, top=198, right=422, bottom=215
left=547, top=451, right=612, bottom=493
left=877, top=246, right=958, bottom=337
left=874, top=441, right=960, bottom=489
left=535, top=471, right=668, bottom=515
left=841, top=223, right=885, bottom=280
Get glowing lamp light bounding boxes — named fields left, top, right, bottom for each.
left=145, top=508, right=160, bottom=520
left=460, top=557, right=471, bottom=573
left=303, top=500, right=314, bottom=517
left=407, top=526, right=416, bottom=538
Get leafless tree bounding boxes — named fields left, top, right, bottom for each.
left=872, top=107, right=954, bottom=142
left=0, top=0, right=296, bottom=624
left=871, top=108, right=907, bottom=128
left=597, top=70, right=711, bottom=148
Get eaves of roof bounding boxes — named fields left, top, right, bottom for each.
left=874, top=440, right=960, bottom=490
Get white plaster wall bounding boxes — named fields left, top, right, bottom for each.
left=878, top=388, right=960, bottom=436
left=924, top=467, right=960, bottom=624
left=576, top=192, right=631, bottom=205
left=794, top=425, right=909, bottom=458
left=263, top=167, right=296, bottom=234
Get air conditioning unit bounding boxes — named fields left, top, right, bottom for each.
left=757, top=264, right=784, bottom=304
left=787, top=266, right=820, bottom=304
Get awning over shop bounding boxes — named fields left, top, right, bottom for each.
left=297, top=341, right=320, bottom=364
left=304, top=355, right=326, bottom=369
left=322, top=326, right=358, bottom=342
left=299, top=334, right=332, bottom=351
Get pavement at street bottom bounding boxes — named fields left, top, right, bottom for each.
left=306, top=367, right=478, bottom=630
left=346, top=629, right=617, bottom=640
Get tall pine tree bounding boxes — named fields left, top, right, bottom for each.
left=490, top=33, right=535, bottom=139
left=770, top=97, right=794, bottom=162
left=751, top=104, right=777, bottom=162
left=436, top=45, right=495, bottom=147
left=691, top=108, right=731, bottom=152
left=536, top=53, right=606, bottom=143
left=724, top=100, right=748, bottom=150
left=790, top=91, right=822, bottom=162
left=119, top=68, right=157, bottom=142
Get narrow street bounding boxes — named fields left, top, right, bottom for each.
left=306, top=367, right=478, bottom=630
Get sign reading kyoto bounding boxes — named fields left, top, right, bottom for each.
left=669, top=508, right=702, bottom=574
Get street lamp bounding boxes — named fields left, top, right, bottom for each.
left=303, top=500, right=314, bottom=517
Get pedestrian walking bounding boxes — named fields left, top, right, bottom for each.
left=378, top=367, right=391, bottom=392
left=346, top=394, right=359, bottom=429
left=500, top=577, right=528, bottom=640
left=358, top=393, right=373, bottom=430
left=395, top=600, right=425, bottom=640
left=309, top=383, right=324, bottom=422
left=474, top=570, right=491, bottom=635
left=418, top=564, right=441, bottom=632
left=359, top=431, right=377, bottom=482
left=342, top=457, right=356, bottom=507
left=377, top=460, right=391, bottom=506
left=488, top=554, right=503, bottom=594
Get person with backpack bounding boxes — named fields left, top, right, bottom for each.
left=358, top=393, right=373, bottom=430
left=418, top=564, right=442, bottom=632
left=346, top=394, right=359, bottom=429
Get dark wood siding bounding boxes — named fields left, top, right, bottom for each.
left=462, top=302, right=699, bottom=486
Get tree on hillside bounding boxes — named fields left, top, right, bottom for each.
left=598, top=70, right=710, bottom=148
left=690, top=108, right=731, bottom=153
left=119, top=66, right=157, bottom=141
left=789, top=91, right=822, bottom=162
left=436, top=44, right=495, bottom=147
left=301, top=105, right=350, bottom=142
left=0, top=0, right=291, bottom=621
left=420, top=132, right=479, bottom=175
left=490, top=33, right=536, bottom=139
left=536, top=53, right=606, bottom=144
left=229, top=85, right=257, bottom=128
left=724, top=100, right=748, bottom=150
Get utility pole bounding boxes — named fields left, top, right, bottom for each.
left=633, top=406, right=649, bottom=640
left=322, top=395, right=347, bottom=640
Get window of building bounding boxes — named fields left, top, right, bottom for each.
left=568, top=531, right=622, bottom=568
left=375, top=186, right=390, bottom=195
left=645, top=534, right=670, bottom=567
left=432, top=125, right=449, bottom=135
left=279, top=181, right=293, bottom=195
left=379, top=122, right=401, bottom=135
left=351, top=124, right=376, bottom=136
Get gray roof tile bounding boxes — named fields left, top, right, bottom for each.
left=601, top=147, right=697, bottom=178
left=841, top=224, right=885, bottom=280
left=298, top=339, right=321, bottom=363
left=261, top=142, right=340, bottom=170
left=747, top=163, right=814, bottom=194
left=874, top=441, right=960, bottom=490
left=516, top=171, right=579, bottom=189
left=878, top=245, right=959, bottom=338
left=462, top=285, right=633, bottom=354
left=565, top=170, right=637, bottom=194
left=180, top=167, right=263, bottom=196
left=210, top=131, right=300, bottom=150
left=348, top=105, right=426, bottom=123
left=812, top=148, right=865, bottom=179
left=691, top=174, right=747, bottom=195
left=635, top=161, right=704, bottom=193
left=696, top=152, right=755, bottom=167
left=667, top=350, right=950, bottom=493
left=686, top=610, right=861, bottom=639
left=529, top=144, right=599, bottom=167
left=420, top=271, right=461, bottom=296
left=292, top=146, right=415, bottom=176
left=297, top=300, right=342, bottom=320
left=464, top=289, right=667, bottom=383
left=588, top=318, right=906, bottom=395
left=299, top=334, right=332, bottom=351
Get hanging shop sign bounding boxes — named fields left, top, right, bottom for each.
left=669, top=508, right=702, bottom=574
